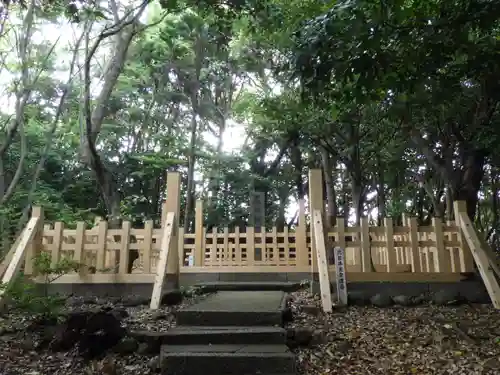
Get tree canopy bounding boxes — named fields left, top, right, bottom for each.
left=1, top=0, right=500, bottom=253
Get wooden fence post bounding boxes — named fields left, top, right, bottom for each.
left=453, top=201, right=475, bottom=272
left=142, top=220, right=153, bottom=273
left=432, top=217, right=451, bottom=272
left=360, top=217, right=371, bottom=272
left=24, top=206, right=44, bottom=275
left=384, top=217, right=396, bottom=272
left=407, top=217, right=421, bottom=272
left=194, top=199, right=204, bottom=266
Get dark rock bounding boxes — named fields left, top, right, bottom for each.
left=47, top=308, right=126, bottom=359
left=336, top=340, right=352, bottom=354
left=282, top=307, right=293, bottom=322
left=286, top=327, right=324, bottom=348
left=137, top=342, right=150, bottom=354
left=348, top=291, right=371, bottom=306
left=128, top=330, right=165, bottom=354
left=122, top=296, right=149, bottom=307
left=82, top=296, right=98, bottom=304
left=310, top=329, right=327, bottom=346
left=101, top=307, right=129, bottom=319
left=301, top=304, right=321, bottom=316
left=393, top=294, right=426, bottom=306
left=148, top=355, right=161, bottom=372
left=371, top=293, right=393, bottom=307
left=462, top=290, right=490, bottom=304
left=432, top=289, right=464, bottom=305
left=160, top=290, right=183, bottom=306
left=113, top=337, right=138, bottom=354
left=392, top=295, right=411, bottom=306
left=151, top=312, right=168, bottom=321
left=19, top=338, right=36, bottom=351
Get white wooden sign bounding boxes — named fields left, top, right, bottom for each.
left=334, top=246, right=348, bottom=305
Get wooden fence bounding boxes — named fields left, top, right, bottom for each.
left=0, top=171, right=480, bottom=286
left=25, top=198, right=474, bottom=283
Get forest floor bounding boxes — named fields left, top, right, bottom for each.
left=290, top=291, right=500, bottom=375
left=0, top=291, right=498, bottom=375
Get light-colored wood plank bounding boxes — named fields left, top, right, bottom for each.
left=118, top=221, right=131, bottom=274
left=457, top=212, right=500, bottom=309
left=150, top=212, right=175, bottom=310
left=95, top=221, right=108, bottom=272
left=296, top=200, right=308, bottom=266
left=24, top=206, right=44, bottom=275
left=432, top=218, right=451, bottom=272
left=408, top=217, right=421, bottom=272
left=194, top=200, right=204, bottom=266
left=360, top=217, right=371, bottom=272
left=142, top=220, right=153, bottom=273
left=50, top=222, right=64, bottom=267
left=312, top=210, right=332, bottom=313
left=384, top=218, right=396, bottom=272
left=0, top=217, right=40, bottom=303
left=453, top=201, right=475, bottom=272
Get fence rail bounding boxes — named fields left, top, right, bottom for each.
left=35, top=211, right=469, bottom=278
left=13, top=170, right=477, bottom=284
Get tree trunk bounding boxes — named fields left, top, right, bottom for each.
left=320, top=146, right=337, bottom=227
left=451, top=149, right=486, bottom=219
left=183, top=114, right=198, bottom=232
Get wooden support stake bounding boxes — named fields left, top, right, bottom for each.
left=0, top=217, right=40, bottom=303
left=24, top=207, right=44, bottom=275
left=0, top=233, right=22, bottom=279
left=457, top=212, right=500, bottom=309
left=312, top=210, right=332, bottom=313
left=150, top=212, right=175, bottom=310
left=163, top=172, right=181, bottom=279
left=453, top=201, right=475, bottom=272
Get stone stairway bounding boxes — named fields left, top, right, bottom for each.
left=160, top=288, right=297, bottom=375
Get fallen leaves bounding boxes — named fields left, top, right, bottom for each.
left=288, top=290, right=500, bottom=375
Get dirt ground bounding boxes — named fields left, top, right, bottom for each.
left=0, top=291, right=498, bottom=375
left=289, top=291, right=500, bottom=375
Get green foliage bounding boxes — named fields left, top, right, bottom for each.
left=0, top=253, right=81, bottom=318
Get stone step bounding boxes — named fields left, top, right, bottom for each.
left=163, top=326, right=286, bottom=345
left=195, top=281, right=302, bottom=293
left=160, top=344, right=296, bottom=375
left=175, top=291, right=287, bottom=327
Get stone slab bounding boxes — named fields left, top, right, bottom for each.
left=218, top=272, right=289, bottom=282
left=175, top=291, right=287, bottom=327
left=160, top=344, right=295, bottom=375
left=163, top=326, right=286, bottom=345
left=195, top=281, right=301, bottom=292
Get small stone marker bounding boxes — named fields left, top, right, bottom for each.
left=334, top=246, right=348, bottom=305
